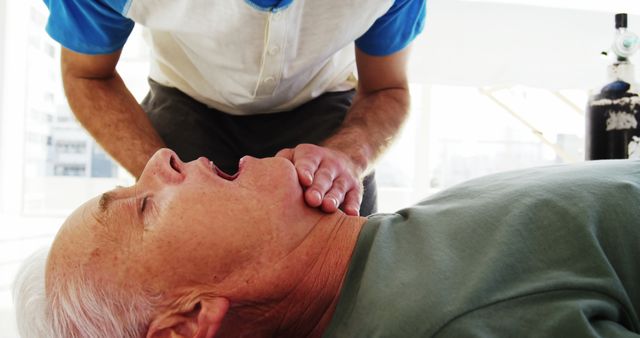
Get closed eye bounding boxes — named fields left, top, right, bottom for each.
left=141, top=196, right=150, bottom=213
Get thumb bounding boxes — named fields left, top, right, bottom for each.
left=275, top=148, right=294, bottom=160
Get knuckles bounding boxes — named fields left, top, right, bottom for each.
left=288, top=143, right=362, bottom=189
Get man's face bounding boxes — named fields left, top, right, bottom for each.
left=46, top=149, right=313, bottom=298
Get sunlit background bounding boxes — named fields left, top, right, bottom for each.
left=1, top=0, right=639, bottom=335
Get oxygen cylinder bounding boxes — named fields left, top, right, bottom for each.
left=586, top=13, right=640, bottom=160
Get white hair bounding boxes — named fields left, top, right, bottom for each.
left=13, top=247, right=51, bottom=337
left=13, top=247, right=157, bottom=338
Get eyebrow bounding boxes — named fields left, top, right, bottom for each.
left=97, top=185, right=127, bottom=217
left=93, top=188, right=139, bottom=246
left=98, top=191, right=116, bottom=214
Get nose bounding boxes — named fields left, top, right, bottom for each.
left=139, top=148, right=185, bottom=184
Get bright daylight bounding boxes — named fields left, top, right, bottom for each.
left=1, top=0, right=640, bottom=337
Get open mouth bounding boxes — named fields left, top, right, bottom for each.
left=204, top=158, right=241, bottom=181
left=214, top=166, right=239, bottom=181
left=200, top=156, right=244, bottom=181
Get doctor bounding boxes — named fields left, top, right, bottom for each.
left=43, top=0, right=426, bottom=216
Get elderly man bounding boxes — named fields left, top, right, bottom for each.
left=43, top=0, right=427, bottom=216
left=14, top=149, right=640, bottom=337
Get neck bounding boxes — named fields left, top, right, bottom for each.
left=275, top=212, right=366, bottom=338
left=219, top=212, right=366, bottom=337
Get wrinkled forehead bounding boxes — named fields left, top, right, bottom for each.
left=52, top=196, right=102, bottom=254
left=45, top=196, right=119, bottom=290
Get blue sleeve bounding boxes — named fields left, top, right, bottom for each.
left=44, top=0, right=134, bottom=55
left=356, top=0, right=426, bottom=56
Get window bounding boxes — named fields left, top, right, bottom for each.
left=17, top=2, right=147, bottom=217
left=375, top=84, right=585, bottom=212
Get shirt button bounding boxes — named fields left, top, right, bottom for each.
left=263, top=76, right=276, bottom=84
left=272, top=11, right=282, bottom=20
left=268, top=46, right=280, bottom=55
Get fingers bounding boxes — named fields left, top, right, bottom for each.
left=308, top=165, right=335, bottom=193
left=309, top=163, right=362, bottom=215
left=275, top=148, right=293, bottom=160
left=277, top=143, right=364, bottom=215
left=321, top=177, right=349, bottom=213
left=277, top=147, right=316, bottom=186
left=294, top=155, right=321, bottom=187
left=342, top=188, right=363, bottom=216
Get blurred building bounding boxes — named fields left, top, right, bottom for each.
left=24, top=3, right=118, bottom=180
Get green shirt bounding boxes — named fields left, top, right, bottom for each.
left=324, top=160, right=640, bottom=337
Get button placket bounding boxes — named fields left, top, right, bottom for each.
left=255, top=10, right=288, bottom=97
left=268, top=45, right=280, bottom=55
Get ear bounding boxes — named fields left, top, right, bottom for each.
left=146, top=297, right=230, bottom=338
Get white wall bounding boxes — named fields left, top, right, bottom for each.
left=0, top=2, right=60, bottom=336
left=0, top=0, right=6, bottom=213
left=409, top=0, right=640, bottom=89
left=0, top=0, right=28, bottom=219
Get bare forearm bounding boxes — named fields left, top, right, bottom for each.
left=63, top=72, right=165, bottom=178
left=277, top=47, right=411, bottom=214
left=322, top=87, right=410, bottom=174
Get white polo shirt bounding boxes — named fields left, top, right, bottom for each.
left=44, top=0, right=426, bottom=115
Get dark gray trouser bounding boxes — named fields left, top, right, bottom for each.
left=140, top=79, right=378, bottom=216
